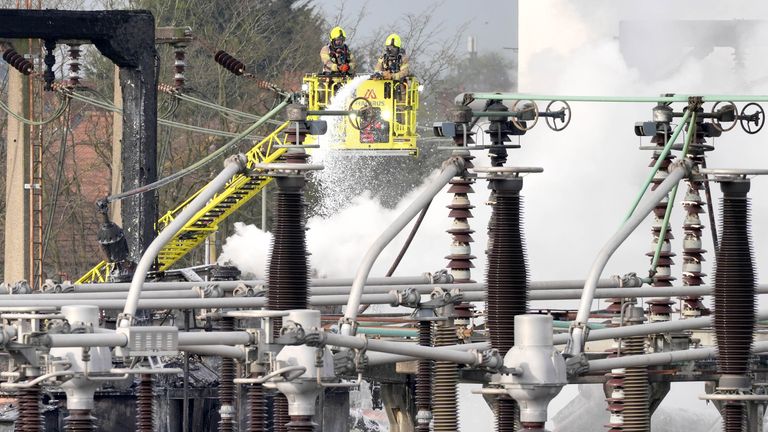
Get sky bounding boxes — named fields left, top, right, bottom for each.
left=219, top=0, right=768, bottom=429
left=313, top=0, right=518, bottom=57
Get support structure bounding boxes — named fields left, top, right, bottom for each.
left=0, top=9, right=159, bottom=262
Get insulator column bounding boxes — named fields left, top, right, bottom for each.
left=680, top=120, right=710, bottom=317
left=136, top=373, right=154, bottom=432
left=445, top=107, right=477, bottom=283
left=247, top=380, right=267, bottom=432
left=2, top=47, right=34, bottom=75
left=266, top=112, right=312, bottom=432
left=219, top=317, right=236, bottom=432
left=486, top=172, right=529, bottom=432
left=432, top=321, right=459, bottom=432
left=64, top=409, right=95, bottom=431
left=645, top=133, right=676, bottom=322
left=17, top=386, right=43, bottom=432
left=712, top=177, right=756, bottom=432
left=67, top=44, right=81, bottom=88
left=286, top=416, right=315, bottom=432
left=415, top=319, right=433, bottom=432
left=173, top=42, right=186, bottom=89
left=604, top=300, right=627, bottom=431
left=604, top=306, right=648, bottom=431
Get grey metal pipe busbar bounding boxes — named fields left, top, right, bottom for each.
left=8, top=284, right=768, bottom=309
left=587, top=341, right=768, bottom=372
left=341, top=157, right=466, bottom=336
left=366, top=342, right=491, bottom=365
left=62, top=275, right=436, bottom=293
left=119, top=155, right=247, bottom=329
left=318, top=332, right=492, bottom=366
left=554, top=309, right=768, bottom=345
left=0, top=290, right=202, bottom=300
left=567, top=160, right=692, bottom=357
left=30, top=277, right=628, bottom=295
left=45, top=331, right=253, bottom=348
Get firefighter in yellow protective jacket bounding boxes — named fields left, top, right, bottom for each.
left=374, top=33, right=410, bottom=80
left=321, top=26, right=356, bottom=75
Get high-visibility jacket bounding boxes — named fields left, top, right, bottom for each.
left=320, top=44, right=356, bottom=73
left=375, top=49, right=410, bottom=80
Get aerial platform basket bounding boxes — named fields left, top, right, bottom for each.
left=302, top=73, right=420, bottom=156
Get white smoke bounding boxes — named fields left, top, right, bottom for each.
left=219, top=1, right=768, bottom=429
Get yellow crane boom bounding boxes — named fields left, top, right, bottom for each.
left=77, top=121, right=291, bottom=284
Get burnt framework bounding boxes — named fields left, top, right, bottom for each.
left=712, top=178, right=756, bottom=432
left=0, top=9, right=158, bottom=261
left=486, top=174, right=529, bottom=432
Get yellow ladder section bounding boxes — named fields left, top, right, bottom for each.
left=77, top=121, right=292, bottom=284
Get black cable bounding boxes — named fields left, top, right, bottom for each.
left=358, top=199, right=433, bottom=315
left=41, top=105, right=71, bottom=264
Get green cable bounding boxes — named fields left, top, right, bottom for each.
left=175, top=92, right=284, bottom=126
left=649, top=110, right=697, bottom=275
left=466, top=92, right=768, bottom=103
left=623, top=109, right=692, bottom=222
left=0, top=93, right=70, bottom=125
left=67, top=90, right=262, bottom=139
left=105, top=95, right=291, bottom=203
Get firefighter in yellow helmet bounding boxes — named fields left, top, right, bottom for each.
left=321, top=26, right=356, bottom=75
left=374, top=33, right=410, bottom=80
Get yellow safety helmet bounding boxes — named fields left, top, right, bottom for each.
left=385, top=33, right=402, bottom=48
left=330, top=26, right=347, bottom=41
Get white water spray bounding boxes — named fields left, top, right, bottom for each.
left=311, top=74, right=385, bottom=216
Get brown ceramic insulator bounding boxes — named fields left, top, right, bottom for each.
left=247, top=380, right=267, bottom=432
left=496, top=397, right=518, bottom=432
left=267, top=176, right=309, bottom=338
left=214, top=50, right=245, bottom=75
left=284, top=123, right=309, bottom=148
left=432, top=323, right=459, bottom=432
left=604, top=298, right=624, bottom=315
left=174, top=45, right=186, bottom=89
left=647, top=150, right=677, bottom=288
left=723, top=402, right=744, bottom=432
left=486, top=191, right=528, bottom=355
left=446, top=170, right=476, bottom=283
left=17, top=386, right=43, bottom=432
left=136, top=374, right=154, bottom=432
left=621, top=337, right=649, bottom=432
left=713, top=193, right=755, bottom=376
left=2, top=48, right=34, bottom=75
left=274, top=393, right=291, bottom=432
left=67, top=44, right=81, bottom=88
left=287, top=416, right=316, bottom=431
left=416, top=320, right=433, bottom=432
left=680, top=177, right=709, bottom=315
left=64, top=409, right=95, bottom=431
left=219, top=317, right=236, bottom=432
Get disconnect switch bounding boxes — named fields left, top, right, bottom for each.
left=124, top=326, right=178, bottom=357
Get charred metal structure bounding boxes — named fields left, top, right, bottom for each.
left=0, top=9, right=158, bottom=261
